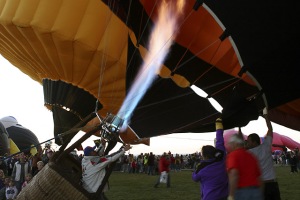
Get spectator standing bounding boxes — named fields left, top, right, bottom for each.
left=0, top=170, right=5, bottom=190
left=154, top=152, right=171, bottom=188
left=281, top=153, right=286, bottom=166
left=42, top=149, right=54, bottom=165
left=127, top=154, right=134, bottom=174
left=21, top=173, right=33, bottom=189
left=295, top=147, right=300, bottom=170
left=130, top=159, right=137, bottom=174
left=11, top=153, right=31, bottom=193
left=6, top=157, right=16, bottom=177
left=5, top=180, right=18, bottom=200
left=286, top=151, right=291, bottom=166
left=33, top=161, right=44, bottom=177
left=30, top=152, right=41, bottom=176
left=0, top=159, right=7, bottom=177
left=170, top=154, right=175, bottom=171
left=290, top=151, right=298, bottom=174
left=0, top=178, right=9, bottom=200
left=226, top=134, right=262, bottom=200
left=174, top=154, right=181, bottom=172
left=137, top=154, right=144, bottom=173
left=147, top=152, right=155, bottom=175
left=121, top=155, right=128, bottom=173
left=143, top=153, right=148, bottom=173
left=192, top=118, right=228, bottom=200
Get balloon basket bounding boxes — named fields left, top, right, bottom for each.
left=17, top=116, right=111, bottom=200
left=17, top=152, right=90, bottom=200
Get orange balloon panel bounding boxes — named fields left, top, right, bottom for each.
left=139, top=0, right=254, bottom=86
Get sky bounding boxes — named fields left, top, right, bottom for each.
left=1, top=55, right=300, bottom=156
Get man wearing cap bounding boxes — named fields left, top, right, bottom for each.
left=81, top=143, right=131, bottom=195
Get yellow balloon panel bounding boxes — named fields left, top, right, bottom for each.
left=0, top=1, right=5, bottom=13
left=31, top=0, right=63, bottom=31
left=0, top=0, right=130, bottom=114
left=0, top=0, right=19, bottom=25
left=12, top=0, right=40, bottom=26
left=9, top=138, right=20, bottom=155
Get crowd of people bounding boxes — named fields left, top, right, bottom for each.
left=116, top=151, right=199, bottom=175
left=78, top=109, right=299, bottom=200
left=272, top=148, right=300, bottom=173
left=0, top=146, right=48, bottom=199
left=0, top=136, right=202, bottom=199
left=0, top=108, right=299, bottom=200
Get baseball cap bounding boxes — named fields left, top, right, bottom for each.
left=84, top=146, right=96, bottom=156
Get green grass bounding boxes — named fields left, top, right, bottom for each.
left=275, top=165, right=300, bottom=200
left=105, top=165, right=300, bottom=200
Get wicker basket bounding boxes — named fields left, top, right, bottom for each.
left=17, top=118, right=108, bottom=200
left=17, top=163, right=89, bottom=200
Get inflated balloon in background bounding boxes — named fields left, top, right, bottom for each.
left=0, top=116, right=41, bottom=155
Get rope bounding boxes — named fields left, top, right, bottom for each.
left=115, top=1, right=194, bottom=118
left=94, top=0, right=117, bottom=120
left=192, top=41, right=223, bottom=84
left=210, top=79, right=242, bottom=97
left=93, top=2, right=254, bottom=139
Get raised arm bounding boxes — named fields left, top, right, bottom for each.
left=105, top=144, right=131, bottom=163
left=263, top=107, right=273, bottom=138
left=237, top=127, right=243, bottom=140
left=96, top=137, right=107, bottom=156
left=215, top=118, right=225, bottom=151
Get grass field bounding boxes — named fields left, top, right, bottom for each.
left=106, top=165, right=300, bottom=200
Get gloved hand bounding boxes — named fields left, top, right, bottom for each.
left=227, top=196, right=234, bottom=200
left=94, top=139, right=100, bottom=147
left=263, top=107, right=268, bottom=115
left=215, top=118, right=223, bottom=130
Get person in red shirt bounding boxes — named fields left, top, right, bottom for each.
left=154, top=152, right=171, bottom=188
left=226, top=134, right=262, bottom=200
left=131, top=159, right=137, bottom=174
left=169, top=154, right=175, bottom=171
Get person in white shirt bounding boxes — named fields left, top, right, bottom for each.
left=81, top=141, right=131, bottom=197
left=242, top=108, right=281, bottom=200
left=6, top=180, right=18, bottom=200
left=11, top=153, right=31, bottom=193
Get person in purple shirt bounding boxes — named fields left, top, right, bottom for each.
left=192, top=118, right=229, bottom=200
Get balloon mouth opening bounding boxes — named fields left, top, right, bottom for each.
left=42, top=79, right=103, bottom=145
